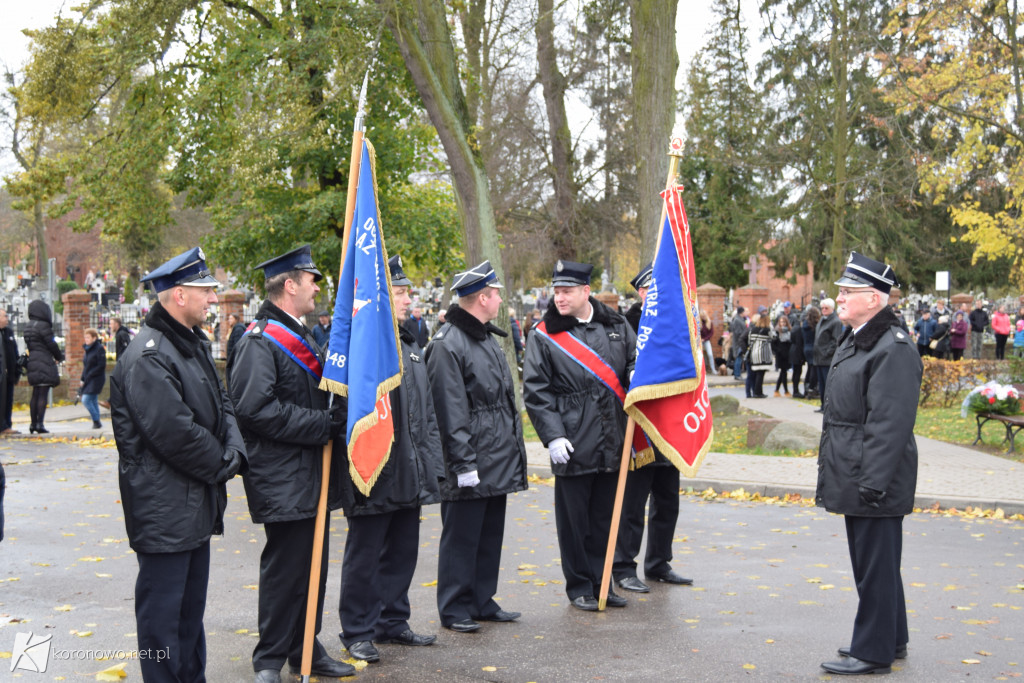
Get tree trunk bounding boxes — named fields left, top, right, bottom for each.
left=536, top=0, right=578, bottom=259
left=828, top=0, right=848, bottom=291
left=630, top=0, right=679, bottom=259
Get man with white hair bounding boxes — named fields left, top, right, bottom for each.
left=813, top=297, right=842, bottom=411
left=816, top=252, right=921, bottom=676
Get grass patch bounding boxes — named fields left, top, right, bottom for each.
left=713, top=409, right=816, bottom=457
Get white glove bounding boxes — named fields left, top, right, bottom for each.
left=548, top=437, right=574, bottom=465
left=457, top=470, right=480, bottom=488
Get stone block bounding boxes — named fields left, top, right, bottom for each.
left=764, top=421, right=821, bottom=452
left=747, top=418, right=781, bottom=448
left=710, top=394, right=739, bottom=416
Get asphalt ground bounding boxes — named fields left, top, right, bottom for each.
left=2, top=437, right=1023, bottom=681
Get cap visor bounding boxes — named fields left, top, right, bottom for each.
left=391, top=276, right=413, bottom=287
left=302, top=267, right=323, bottom=282
left=833, top=275, right=870, bottom=288
left=551, top=279, right=584, bottom=287
left=181, top=274, right=221, bottom=287
left=487, top=282, right=504, bottom=289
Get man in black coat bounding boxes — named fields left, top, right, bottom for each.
left=110, top=317, right=132, bottom=359
left=425, top=260, right=528, bottom=633
left=0, top=309, right=17, bottom=434
left=523, top=260, right=636, bottom=611
left=110, top=247, right=247, bottom=683
left=337, top=255, right=445, bottom=663
left=228, top=245, right=353, bottom=683
left=403, top=306, right=430, bottom=348
left=612, top=263, right=692, bottom=595
left=969, top=299, right=989, bottom=359
left=817, top=252, right=922, bottom=676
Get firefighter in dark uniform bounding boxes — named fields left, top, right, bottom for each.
left=817, top=252, right=921, bottom=676
left=111, top=247, right=247, bottom=682
left=425, top=260, right=528, bottom=633
left=612, top=263, right=693, bottom=593
left=523, top=260, right=636, bottom=611
left=336, top=255, right=445, bottom=663
left=227, top=245, right=353, bottom=683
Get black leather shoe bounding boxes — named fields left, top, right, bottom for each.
left=821, top=657, right=891, bottom=675
left=570, top=595, right=599, bottom=611
left=36, top=425, right=50, bottom=434
left=347, top=640, right=380, bottom=662
left=288, top=653, right=356, bottom=677
left=617, top=576, right=650, bottom=593
left=446, top=619, right=481, bottom=633
left=376, top=629, right=436, bottom=646
left=838, top=645, right=907, bottom=660
left=254, top=671, right=281, bottom=683
left=604, top=590, right=627, bottom=607
left=792, top=391, right=805, bottom=398
left=648, top=570, right=693, bottom=585
left=478, top=609, right=520, bottom=622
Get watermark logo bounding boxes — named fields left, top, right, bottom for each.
left=11, top=632, right=52, bottom=673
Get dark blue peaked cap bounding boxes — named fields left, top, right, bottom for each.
left=141, top=247, right=220, bottom=293
left=551, top=260, right=593, bottom=287
left=451, top=260, right=502, bottom=297
left=834, top=251, right=899, bottom=295
left=254, top=244, right=323, bottom=281
left=630, top=262, right=653, bottom=291
left=389, top=255, right=413, bottom=287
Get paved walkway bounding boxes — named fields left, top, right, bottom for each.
left=11, top=377, right=1024, bottom=514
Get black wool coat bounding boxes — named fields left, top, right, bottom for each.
left=816, top=307, right=922, bottom=517
left=80, top=339, right=106, bottom=395
left=23, top=300, right=64, bottom=387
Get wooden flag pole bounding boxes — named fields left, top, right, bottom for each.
left=299, top=69, right=371, bottom=683
left=597, top=140, right=685, bottom=611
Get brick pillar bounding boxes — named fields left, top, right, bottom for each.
left=595, top=291, right=620, bottom=311
left=735, top=285, right=770, bottom=321
left=697, top=282, right=727, bottom=355
left=218, top=290, right=246, bottom=359
left=62, top=289, right=92, bottom=384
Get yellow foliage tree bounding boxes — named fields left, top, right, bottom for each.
left=883, top=1, right=1024, bottom=283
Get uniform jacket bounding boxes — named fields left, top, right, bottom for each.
left=23, top=300, right=64, bottom=387
left=425, top=304, right=528, bottom=501
left=813, top=311, right=842, bottom=366
left=816, top=307, right=921, bottom=517
left=340, top=326, right=444, bottom=516
left=111, top=302, right=247, bottom=553
left=228, top=299, right=344, bottom=523
left=523, top=298, right=636, bottom=477
left=80, top=339, right=106, bottom=395
left=114, top=326, right=132, bottom=359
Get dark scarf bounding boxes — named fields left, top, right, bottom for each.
left=542, top=296, right=622, bottom=334
left=445, top=304, right=508, bottom=341
left=144, top=301, right=207, bottom=359
left=847, top=306, right=904, bottom=351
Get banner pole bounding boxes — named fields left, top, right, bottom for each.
left=597, top=140, right=684, bottom=611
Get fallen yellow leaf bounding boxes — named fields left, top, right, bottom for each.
left=421, top=580, right=437, bottom=587
left=55, top=604, right=74, bottom=612
left=743, top=663, right=756, bottom=670
left=482, top=666, right=497, bottom=672
left=96, top=662, right=128, bottom=681
left=962, top=659, right=981, bottom=665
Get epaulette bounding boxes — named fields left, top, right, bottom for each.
left=890, top=327, right=911, bottom=344
left=246, top=319, right=269, bottom=337
left=141, top=334, right=160, bottom=355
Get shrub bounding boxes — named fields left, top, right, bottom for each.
left=919, top=358, right=1007, bottom=408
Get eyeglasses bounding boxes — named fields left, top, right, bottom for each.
left=838, top=289, right=874, bottom=298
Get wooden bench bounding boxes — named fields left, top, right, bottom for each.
left=971, top=412, right=1024, bottom=453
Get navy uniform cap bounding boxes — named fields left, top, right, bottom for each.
left=551, top=260, right=593, bottom=287
left=254, top=244, right=323, bottom=282
left=451, top=260, right=503, bottom=297
left=834, top=251, right=899, bottom=295
left=630, top=262, right=653, bottom=291
left=389, top=255, right=413, bottom=287
left=141, top=247, right=220, bottom=293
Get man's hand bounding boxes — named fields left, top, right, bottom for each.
left=216, top=450, right=244, bottom=483
left=858, top=486, right=886, bottom=508
left=548, top=437, right=574, bottom=465
left=457, top=470, right=480, bottom=488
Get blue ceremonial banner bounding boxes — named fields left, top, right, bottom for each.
left=624, top=186, right=713, bottom=477
left=320, top=139, right=402, bottom=495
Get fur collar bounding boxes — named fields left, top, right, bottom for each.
left=445, top=304, right=508, bottom=341
left=851, top=306, right=904, bottom=351
left=542, top=296, right=622, bottom=334
left=257, top=299, right=310, bottom=338
left=145, top=301, right=208, bottom=358
left=398, top=325, right=415, bottom=345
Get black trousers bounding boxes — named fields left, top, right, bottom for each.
left=340, top=506, right=420, bottom=644
left=554, top=472, right=617, bottom=600
left=135, top=543, right=210, bottom=683
left=613, top=465, right=680, bottom=580
left=436, top=496, right=506, bottom=625
left=253, top=517, right=330, bottom=672
left=845, top=515, right=908, bottom=664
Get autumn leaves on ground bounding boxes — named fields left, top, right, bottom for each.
left=1, top=436, right=1022, bottom=681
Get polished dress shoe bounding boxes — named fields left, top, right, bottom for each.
left=254, top=670, right=282, bottom=683
left=570, top=595, right=599, bottom=611
left=347, top=640, right=380, bottom=662
left=376, top=629, right=436, bottom=646
left=616, top=576, right=650, bottom=593
left=821, top=656, right=891, bottom=675
left=838, top=645, right=907, bottom=660
left=35, top=425, right=49, bottom=434
left=447, top=619, right=481, bottom=633
left=478, top=609, right=520, bottom=622
left=604, top=590, right=627, bottom=607
left=648, top=570, right=693, bottom=585
left=287, top=653, right=356, bottom=677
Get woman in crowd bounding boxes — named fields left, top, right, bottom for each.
left=80, top=327, right=106, bottom=429
left=993, top=304, right=1012, bottom=360
left=801, top=306, right=821, bottom=398
left=745, top=314, right=773, bottom=399
left=950, top=311, right=969, bottom=361
left=699, top=309, right=715, bottom=374
left=23, top=300, right=64, bottom=434
left=789, top=315, right=806, bottom=398
left=771, top=315, right=793, bottom=397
